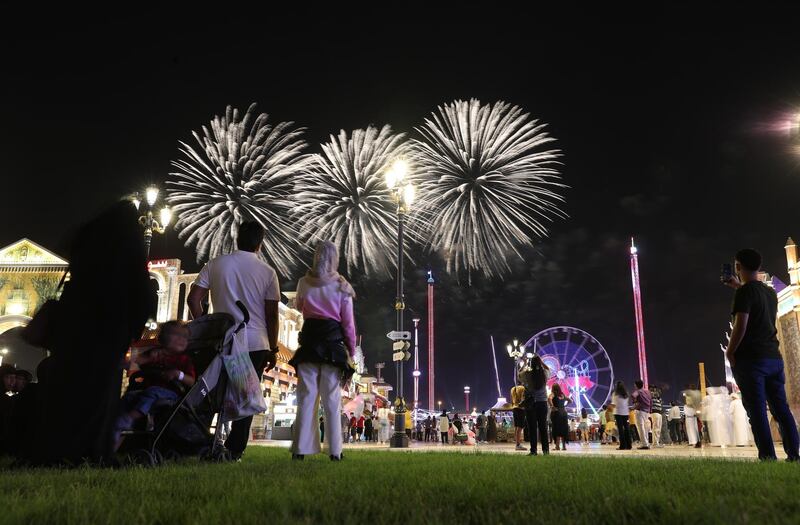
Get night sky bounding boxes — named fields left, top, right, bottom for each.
left=5, top=9, right=800, bottom=410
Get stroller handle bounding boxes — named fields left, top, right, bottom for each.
left=235, top=300, right=250, bottom=325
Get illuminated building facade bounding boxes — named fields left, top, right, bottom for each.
left=773, top=237, right=800, bottom=419
left=0, top=239, right=69, bottom=336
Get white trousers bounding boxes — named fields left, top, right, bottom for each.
left=634, top=410, right=650, bottom=447
left=686, top=416, right=699, bottom=445
left=650, top=413, right=662, bottom=446
left=292, top=362, right=343, bottom=457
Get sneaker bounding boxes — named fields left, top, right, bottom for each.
left=637, top=445, right=650, bottom=450
left=330, top=454, right=343, bottom=461
left=694, top=443, right=702, bottom=449
left=515, top=444, right=525, bottom=451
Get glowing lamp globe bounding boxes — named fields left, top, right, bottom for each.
left=160, top=207, right=172, bottom=227
left=402, top=184, right=415, bottom=206
left=146, top=187, right=159, bottom=207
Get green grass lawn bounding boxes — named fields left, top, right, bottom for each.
left=1, top=447, right=799, bottom=524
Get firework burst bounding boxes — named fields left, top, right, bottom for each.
left=413, top=98, right=567, bottom=279
left=294, top=125, right=416, bottom=276
left=167, top=103, right=311, bottom=275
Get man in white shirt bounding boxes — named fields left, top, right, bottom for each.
left=187, top=221, right=280, bottom=460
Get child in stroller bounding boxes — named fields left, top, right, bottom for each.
left=114, top=321, right=196, bottom=451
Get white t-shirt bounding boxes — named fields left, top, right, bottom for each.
left=612, top=395, right=629, bottom=416
left=195, top=250, right=280, bottom=351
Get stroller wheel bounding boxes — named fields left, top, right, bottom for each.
left=163, top=449, right=182, bottom=463
left=212, top=448, right=232, bottom=463
left=199, top=446, right=230, bottom=463
left=127, top=449, right=157, bottom=468
left=152, top=449, right=165, bottom=466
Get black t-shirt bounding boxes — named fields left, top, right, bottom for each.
left=731, top=281, right=781, bottom=360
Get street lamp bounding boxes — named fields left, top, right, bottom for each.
left=386, top=158, right=414, bottom=449
left=438, top=400, right=442, bottom=412
left=464, top=386, right=470, bottom=413
left=507, top=338, right=524, bottom=385
left=131, top=186, right=171, bottom=259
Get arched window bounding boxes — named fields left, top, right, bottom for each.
left=177, top=282, right=187, bottom=321
left=147, top=276, right=159, bottom=321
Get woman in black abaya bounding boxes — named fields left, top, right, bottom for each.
left=31, top=201, right=150, bottom=466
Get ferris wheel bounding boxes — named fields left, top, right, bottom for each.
left=523, top=326, right=614, bottom=416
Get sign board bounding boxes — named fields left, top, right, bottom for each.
left=386, top=331, right=412, bottom=341
left=392, top=351, right=405, bottom=362
left=393, top=341, right=406, bottom=351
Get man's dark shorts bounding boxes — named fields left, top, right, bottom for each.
left=513, top=407, right=526, bottom=428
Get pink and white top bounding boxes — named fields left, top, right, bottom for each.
left=295, top=276, right=357, bottom=355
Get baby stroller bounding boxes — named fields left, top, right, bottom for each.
left=119, top=301, right=250, bottom=466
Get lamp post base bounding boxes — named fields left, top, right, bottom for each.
left=389, top=431, right=410, bottom=448
left=389, top=396, right=410, bottom=448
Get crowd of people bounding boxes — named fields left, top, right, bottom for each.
left=0, top=203, right=799, bottom=467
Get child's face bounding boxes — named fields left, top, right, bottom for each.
left=163, top=327, right=189, bottom=353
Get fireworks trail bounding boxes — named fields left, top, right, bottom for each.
left=412, top=98, right=567, bottom=279
left=166, top=103, right=311, bottom=275
left=294, top=125, right=417, bottom=276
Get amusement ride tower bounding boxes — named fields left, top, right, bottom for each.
left=427, top=270, right=435, bottom=411
left=412, top=317, right=421, bottom=414
left=630, top=237, right=649, bottom=389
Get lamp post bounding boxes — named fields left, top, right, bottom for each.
left=131, top=186, right=171, bottom=260
left=506, top=338, right=524, bottom=385
left=386, top=159, right=414, bottom=449
left=438, top=400, right=442, bottom=413
left=464, top=386, right=470, bottom=414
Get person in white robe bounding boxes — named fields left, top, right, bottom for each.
left=730, top=392, right=753, bottom=446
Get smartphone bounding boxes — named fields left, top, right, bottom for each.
left=721, top=263, right=733, bottom=282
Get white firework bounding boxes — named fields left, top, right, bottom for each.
left=294, top=125, right=416, bottom=276
left=167, top=104, right=311, bottom=275
left=413, top=98, right=566, bottom=279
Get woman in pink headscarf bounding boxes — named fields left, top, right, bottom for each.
left=289, top=241, right=356, bottom=462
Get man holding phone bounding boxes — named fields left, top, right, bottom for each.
left=722, top=248, right=799, bottom=461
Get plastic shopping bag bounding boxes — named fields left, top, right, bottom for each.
left=221, top=328, right=267, bottom=422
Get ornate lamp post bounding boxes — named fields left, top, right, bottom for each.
left=131, top=186, right=171, bottom=259
left=386, top=159, right=414, bottom=448
left=506, top=338, right=524, bottom=385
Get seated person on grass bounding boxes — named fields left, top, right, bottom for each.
left=114, top=321, right=195, bottom=449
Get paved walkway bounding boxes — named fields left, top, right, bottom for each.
left=252, top=439, right=788, bottom=461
